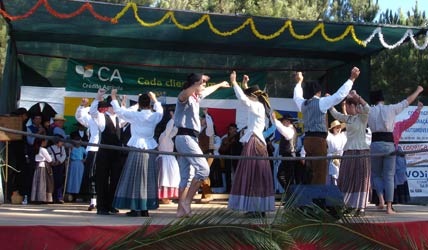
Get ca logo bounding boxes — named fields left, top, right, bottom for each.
left=75, top=65, right=94, bottom=78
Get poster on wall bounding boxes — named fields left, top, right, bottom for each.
left=395, top=106, right=428, bottom=142
left=399, top=143, right=428, bottom=167
left=406, top=167, right=428, bottom=198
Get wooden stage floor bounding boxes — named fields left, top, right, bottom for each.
left=1, top=197, right=428, bottom=226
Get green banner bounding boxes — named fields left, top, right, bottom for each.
left=66, top=59, right=266, bottom=99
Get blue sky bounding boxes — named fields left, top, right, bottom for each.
left=377, top=0, right=428, bottom=14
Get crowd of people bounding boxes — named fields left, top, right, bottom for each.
left=2, top=68, right=425, bottom=218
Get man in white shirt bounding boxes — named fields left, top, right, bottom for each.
left=75, top=98, right=103, bottom=211
left=293, top=67, right=360, bottom=184
left=89, top=89, right=125, bottom=215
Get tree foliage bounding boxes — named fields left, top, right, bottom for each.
left=372, top=2, right=427, bottom=103
left=0, top=0, right=426, bottom=102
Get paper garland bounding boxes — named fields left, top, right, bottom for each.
left=0, top=0, right=426, bottom=50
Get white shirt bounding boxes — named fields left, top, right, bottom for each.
left=273, top=119, right=295, bottom=140
left=75, top=106, right=100, bottom=152
left=158, top=118, right=178, bottom=152
left=326, top=132, right=347, bottom=156
left=368, top=100, right=409, bottom=133
left=35, top=147, right=52, bottom=167
left=293, top=79, right=354, bottom=113
left=233, top=85, right=266, bottom=145
left=48, top=144, right=66, bottom=164
left=213, top=135, right=222, bottom=155
left=202, top=114, right=215, bottom=137
left=111, top=100, right=163, bottom=150
left=89, top=99, right=125, bottom=132
left=235, top=103, right=248, bottom=131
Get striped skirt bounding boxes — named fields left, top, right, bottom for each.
left=113, top=150, right=159, bottom=211
left=228, top=135, right=275, bottom=212
left=337, top=149, right=371, bottom=209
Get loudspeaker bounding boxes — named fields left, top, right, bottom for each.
left=287, top=184, right=344, bottom=208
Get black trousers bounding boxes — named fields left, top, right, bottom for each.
left=277, top=154, right=307, bottom=190
left=95, top=149, right=122, bottom=212
left=79, top=151, right=97, bottom=196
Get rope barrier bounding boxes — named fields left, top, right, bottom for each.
left=1, top=126, right=427, bottom=162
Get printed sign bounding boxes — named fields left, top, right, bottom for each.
left=406, top=167, right=428, bottom=197
left=66, top=59, right=266, bottom=99
left=395, top=106, right=428, bottom=142
left=399, top=143, right=428, bottom=167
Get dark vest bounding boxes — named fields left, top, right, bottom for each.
left=198, top=127, right=210, bottom=153
left=100, top=114, right=121, bottom=146
left=302, top=98, right=327, bottom=133
left=121, top=123, right=132, bottom=146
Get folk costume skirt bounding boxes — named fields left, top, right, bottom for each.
left=337, top=149, right=371, bottom=209
left=228, top=135, right=275, bottom=212
left=157, top=155, right=180, bottom=199
left=113, top=150, right=159, bottom=211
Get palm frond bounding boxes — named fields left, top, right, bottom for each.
left=96, top=193, right=428, bottom=250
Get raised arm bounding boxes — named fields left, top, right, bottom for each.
left=230, top=71, right=251, bottom=107
left=75, top=98, right=90, bottom=127
left=406, top=86, right=424, bottom=105
left=329, top=106, right=348, bottom=123
left=89, top=89, right=106, bottom=130
left=320, top=67, right=360, bottom=112
left=204, top=109, right=215, bottom=137
left=272, top=113, right=294, bottom=140
left=293, top=72, right=304, bottom=112
left=201, top=80, right=230, bottom=98
left=394, top=101, right=423, bottom=137
left=242, top=75, right=249, bottom=89
left=177, top=75, right=209, bottom=103
left=148, top=91, right=164, bottom=124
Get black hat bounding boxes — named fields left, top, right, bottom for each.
left=98, top=96, right=112, bottom=108
left=243, top=85, right=261, bottom=96
left=279, top=113, right=297, bottom=122
left=370, top=90, right=384, bottom=105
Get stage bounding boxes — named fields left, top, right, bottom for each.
left=1, top=197, right=428, bottom=249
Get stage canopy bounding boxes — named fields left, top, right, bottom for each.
left=0, top=0, right=425, bottom=113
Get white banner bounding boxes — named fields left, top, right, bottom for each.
left=406, top=167, right=428, bottom=197
left=19, top=86, right=299, bottom=111
left=395, top=106, right=428, bottom=142
left=399, top=143, right=428, bottom=167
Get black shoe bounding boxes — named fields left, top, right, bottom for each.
left=110, top=208, right=119, bottom=214
left=88, top=204, right=96, bottom=211
left=126, top=210, right=140, bottom=217
left=97, top=209, right=110, bottom=215
left=141, top=210, right=150, bottom=217
left=354, top=209, right=365, bottom=217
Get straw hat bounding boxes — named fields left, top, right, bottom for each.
left=329, top=120, right=345, bottom=130
left=53, top=114, right=66, bottom=121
